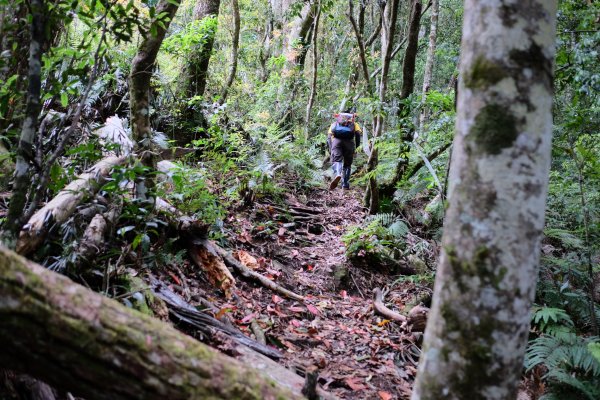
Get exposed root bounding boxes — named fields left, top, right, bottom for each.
left=373, top=287, right=407, bottom=326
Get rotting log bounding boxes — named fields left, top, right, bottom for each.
left=0, top=245, right=303, bottom=400
left=373, top=288, right=407, bottom=325
left=16, top=156, right=125, bottom=255
left=214, top=244, right=305, bottom=302
left=188, top=239, right=236, bottom=298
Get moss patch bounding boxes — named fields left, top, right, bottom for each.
left=468, top=103, right=518, bottom=155
left=464, top=56, right=508, bottom=90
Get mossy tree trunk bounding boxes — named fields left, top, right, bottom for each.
left=0, top=245, right=302, bottom=400
left=1, top=0, right=47, bottom=248
left=412, top=1, right=558, bottom=399
left=218, top=0, right=240, bottom=104
left=364, top=0, right=404, bottom=213
left=185, top=0, right=221, bottom=100
left=129, top=0, right=181, bottom=202
left=376, top=0, right=422, bottom=201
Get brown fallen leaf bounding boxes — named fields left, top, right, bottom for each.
left=345, top=377, right=367, bottom=391
left=378, top=391, right=393, bottom=400
left=235, top=250, right=259, bottom=270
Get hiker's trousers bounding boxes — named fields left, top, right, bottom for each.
left=330, top=137, right=355, bottom=169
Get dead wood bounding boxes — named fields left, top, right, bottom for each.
left=16, top=155, right=125, bottom=255
left=0, top=245, right=302, bottom=400
left=75, top=214, right=107, bottom=261
left=408, top=305, right=429, bottom=332
left=302, top=365, right=319, bottom=400
left=214, top=244, right=305, bottom=302
left=150, top=278, right=281, bottom=360
left=250, top=319, right=266, bottom=345
left=373, top=287, right=407, bottom=325
left=188, top=239, right=236, bottom=298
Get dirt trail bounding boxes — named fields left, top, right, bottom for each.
left=161, top=186, right=423, bottom=399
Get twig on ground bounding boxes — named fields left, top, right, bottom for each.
left=250, top=319, right=266, bottom=345
left=349, top=270, right=365, bottom=298
left=214, top=244, right=305, bottom=302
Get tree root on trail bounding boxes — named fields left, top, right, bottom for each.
left=214, top=244, right=305, bottom=302
left=16, top=156, right=125, bottom=255
left=373, top=287, right=407, bottom=326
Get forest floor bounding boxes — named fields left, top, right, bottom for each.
left=153, top=181, right=430, bottom=399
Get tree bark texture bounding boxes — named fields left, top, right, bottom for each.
left=419, top=0, right=438, bottom=129
left=412, top=1, right=558, bottom=399
left=2, top=0, right=47, bottom=248
left=16, top=156, right=125, bottom=255
left=219, top=0, right=240, bottom=104
left=304, top=2, right=321, bottom=138
left=0, top=246, right=303, bottom=400
left=130, top=0, right=181, bottom=201
left=185, top=0, right=221, bottom=99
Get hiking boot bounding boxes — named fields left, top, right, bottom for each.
left=342, top=167, right=351, bottom=189
left=342, top=185, right=350, bottom=190
left=329, top=175, right=342, bottom=190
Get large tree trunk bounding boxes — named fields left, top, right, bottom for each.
left=185, top=0, right=221, bottom=99
left=130, top=0, right=180, bottom=201
left=412, top=1, right=558, bottom=399
left=1, top=0, right=47, bottom=248
left=0, top=246, right=303, bottom=400
left=418, top=0, right=438, bottom=130
left=218, top=0, right=240, bottom=104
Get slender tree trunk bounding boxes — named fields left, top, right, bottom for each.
left=377, top=0, right=422, bottom=201
left=219, top=0, right=240, bottom=104
left=364, top=0, right=402, bottom=213
left=185, top=0, right=221, bottom=99
left=398, top=0, right=422, bottom=105
left=412, top=1, right=558, bottom=398
left=0, top=246, right=303, bottom=400
left=304, top=2, right=321, bottom=139
left=1, top=0, right=46, bottom=248
left=0, top=2, right=29, bottom=135
left=418, top=0, right=438, bottom=130
left=130, top=0, right=181, bottom=202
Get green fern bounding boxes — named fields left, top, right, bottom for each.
left=544, top=228, right=584, bottom=249
left=526, top=334, right=600, bottom=400
left=532, top=307, right=574, bottom=332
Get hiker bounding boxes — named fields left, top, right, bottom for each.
left=328, top=112, right=362, bottom=190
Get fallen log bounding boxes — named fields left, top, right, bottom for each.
left=0, top=246, right=303, bottom=400
left=16, top=156, right=125, bottom=255
left=214, top=244, right=305, bottom=302
left=373, top=287, right=407, bottom=325
left=151, top=278, right=281, bottom=360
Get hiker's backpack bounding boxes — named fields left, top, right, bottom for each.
left=332, top=113, right=356, bottom=139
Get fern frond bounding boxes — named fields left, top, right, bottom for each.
left=544, top=228, right=585, bottom=249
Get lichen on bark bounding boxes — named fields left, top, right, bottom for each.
left=467, top=103, right=518, bottom=155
